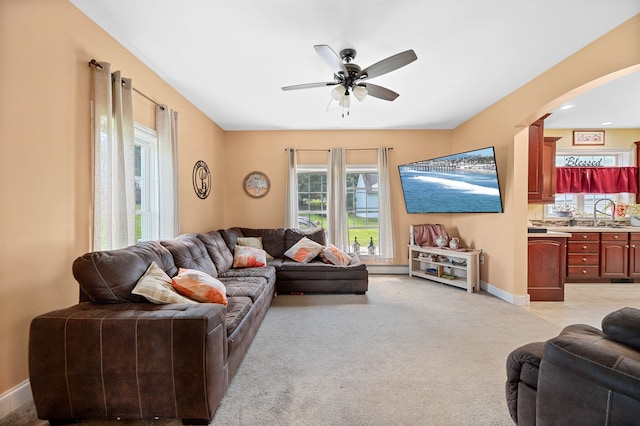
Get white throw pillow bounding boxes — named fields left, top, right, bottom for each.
left=132, top=261, right=197, bottom=304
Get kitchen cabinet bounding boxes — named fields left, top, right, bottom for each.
left=561, top=230, right=640, bottom=282
left=567, top=232, right=600, bottom=278
left=528, top=236, right=567, bottom=301
left=528, top=114, right=558, bottom=204
left=629, top=233, right=640, bottom=277
left=601, top=232, right=629, bottom=278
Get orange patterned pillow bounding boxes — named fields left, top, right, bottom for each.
left=233, top=245, right=267, bottom=268
left=284, top=237, right=324, bottom=263
left=171, top=268, right=228, bottom=305
left=321, top=244, right=352, bottom=266
left=237, top=237, right=274, bottom=260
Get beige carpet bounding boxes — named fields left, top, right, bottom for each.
left=2, top=275, right=564, bottom=426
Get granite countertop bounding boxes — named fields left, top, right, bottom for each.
left=527, top=225, right=640, bottom=236
left=527, top=230, right=572, bottom=237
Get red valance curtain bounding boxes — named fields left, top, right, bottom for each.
left=556, top=166, right=638, bottom=194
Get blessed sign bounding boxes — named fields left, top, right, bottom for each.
left=563, top=156, right=604, bottom=167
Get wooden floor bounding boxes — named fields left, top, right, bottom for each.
left=521, top=282, right=640, bottom=329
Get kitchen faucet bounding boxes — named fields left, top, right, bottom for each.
left=593, top=198, right=615, bottom=227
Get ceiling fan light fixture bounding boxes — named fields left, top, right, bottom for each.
left=331, top=84, right=345, bottom=101
left=353, top=85, right=368, bottom=102
left=339, top=93, right=350, bottom=109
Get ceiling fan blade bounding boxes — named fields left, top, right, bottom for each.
left=281, top=82, right=339, bottom=91
left=314, top=45, right=348, bottom=76
left=359, top=83, right=399, bottom=101
left=359, top=49, right=417, bottom=80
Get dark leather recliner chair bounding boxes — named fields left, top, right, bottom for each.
left=506, top=307, right=640, bottom=425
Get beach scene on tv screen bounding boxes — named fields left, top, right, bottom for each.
left=398, top=147, right=503, bottom=213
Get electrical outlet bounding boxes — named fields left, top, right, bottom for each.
left=479, top=255, right=485, bottom=264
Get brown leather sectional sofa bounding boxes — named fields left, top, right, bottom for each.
left=29, top=227, right=368, bottom=425
left=506, top=307, right=640, bottom=425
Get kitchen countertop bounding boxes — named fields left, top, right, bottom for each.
left=528, top=230, right=572, bottom=237
left=528, top=225, right=640, bottom=236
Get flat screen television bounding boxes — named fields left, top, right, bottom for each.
left=398, top=146, right=504, bottom=213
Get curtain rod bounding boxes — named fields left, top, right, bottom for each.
left=284, top=147, right=393, bottom=152
left=89, top=59, right=164, bottom=110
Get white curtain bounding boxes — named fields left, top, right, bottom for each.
left=156, top=105, right=179, bottom=238
left=91, top=62, right=135, bottom=251
left=327, top=148, right=349, bottom=251
left=377, top=147, right=395, bottom=259
left=284, top=148, right=298, bottom=228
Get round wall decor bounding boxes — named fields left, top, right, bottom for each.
left=192, top=160, right=211, bottom=199
left=243, top=171, right=270, bottom=198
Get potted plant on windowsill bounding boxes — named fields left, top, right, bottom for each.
left=553, top=204, right=576, bottom=217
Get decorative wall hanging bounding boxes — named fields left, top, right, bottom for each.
left=192, top=160, right=211, bottom=199
left=573, top=130, right=605, bottom=146
left=243, top=171, right=270, bottom=198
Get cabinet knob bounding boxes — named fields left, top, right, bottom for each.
left=582, top=270, right=587, bottom=274
left=614, top=235, right=619, bottom=239
left=582, top=245, right=588, bottom=250
left=582, top=257, right=587, bottom=262
left=582, top=235, right=588, bottom=239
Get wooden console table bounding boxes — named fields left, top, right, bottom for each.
left=408, top=245, right=480, bottom=293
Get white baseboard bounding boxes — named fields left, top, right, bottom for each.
left=481, top=280, right=530, bottom=305
left=367, top=264, right=409, bottom=275
left=0, top=380, right=32, bottom=420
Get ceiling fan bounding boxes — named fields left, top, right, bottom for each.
left=281, top=45, right=417, bottom=116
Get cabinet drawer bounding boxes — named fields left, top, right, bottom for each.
left=568, top=254, right=599, bottom=265
left=630, top=232, right=640, bottom=242
left=567, top=265, right=600, bottom=278
left=569, top=233, right=599, bottom=241
left=601, top=232, right=628, bottom=241
left=567, top=242, right=599, bottom=253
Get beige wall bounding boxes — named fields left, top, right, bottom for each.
left=224, top=130, right=455, bottom=258
left=453, top=14, right=640, bottom=297
left=1, top=0, right=639, bottom=401
left=0, top=0, right=225, bottom=394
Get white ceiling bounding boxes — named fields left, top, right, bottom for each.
left=70, top=0, right=640, bottom=131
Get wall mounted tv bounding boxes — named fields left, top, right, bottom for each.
left=398, top=146, right=504, bottom=213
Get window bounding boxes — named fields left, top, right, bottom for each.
left=547, top=148, right=634, bottom=218
left=134, top=123, right=159, bottom=242
left=297, top=165, right=379, bottom=255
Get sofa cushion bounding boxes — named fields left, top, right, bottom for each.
left=171, top=268, right=228, bottom=305
left=221, top=276, right=267, bottom=302
left=73, top=241, right=176, bottom=304
left=161, top=234, right=218, bottom=278
left=220, top=227, right=244, bottom=253
left=197, top=231, right=234, bottom=275
left=285, top=228, right=326, bottom=251
left=233, top=245, right=267, bottom=268
left=284, top=237, right=324, bottom=263
left=239, top=228, right=287, bottom=258
left=219, top=265, right=277, bottom=284
left=226, top=296, right=252, bottom=336
left=132, top=261, right=197, bottom=304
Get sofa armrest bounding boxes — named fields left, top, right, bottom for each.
left=505, top=341, right=545, bottom=425
left=29, top=302, right=227, bottom=423
left=537, top=324, right=640, bottom=425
